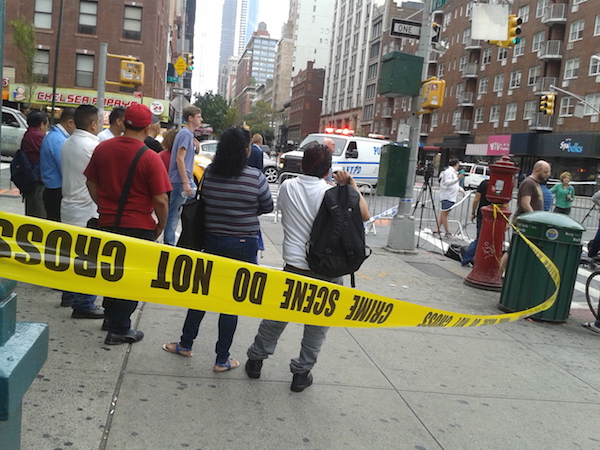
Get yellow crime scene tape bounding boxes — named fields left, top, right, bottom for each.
left=0, top=210, right=559, bottom=328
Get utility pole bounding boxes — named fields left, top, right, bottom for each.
left=96, top=43, right=108, bottom=124
left=386, top=0, right=434, bottom=252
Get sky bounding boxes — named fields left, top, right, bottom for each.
left=192, top=0, right=288, bottom=96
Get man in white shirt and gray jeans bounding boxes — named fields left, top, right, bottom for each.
left=434, top=157, right=464, bottom=237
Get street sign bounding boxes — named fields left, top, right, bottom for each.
left=172, top=87, right=190, bottom=96
left=390, top=18, right=422, bottom=39
left=432, top=0, right=447, bottom=10
left=174, top=56, right=187, bottom=76
left=167, top=76, right=179, bottom=83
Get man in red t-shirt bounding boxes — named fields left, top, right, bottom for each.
left=85, top=103, right=172, bottom=345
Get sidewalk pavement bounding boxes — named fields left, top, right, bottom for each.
left=2, top=188, right=600, bottom=449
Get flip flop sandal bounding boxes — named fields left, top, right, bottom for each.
left=162, top=342, right=193, bottom=357
left=213, top=358, right=240, bottom=372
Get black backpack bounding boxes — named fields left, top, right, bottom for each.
left=10, top=149, right=38, bottom=195
left=307, top=184, right=371, bottom=287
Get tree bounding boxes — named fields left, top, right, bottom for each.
left=243, top=101, right=276, bottom=143
left=193, top=91, right=238, bottom=136
left=10, top=16, right=40, bottom=108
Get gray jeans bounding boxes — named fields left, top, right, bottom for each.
left=247, top=265, right=342, bottom=374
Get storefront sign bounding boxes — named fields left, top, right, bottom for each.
left=559, top=138, right=584, bottom=154
left=9, top=84, right=168, bottom=120
left=488, top=135, right=511, bottom=156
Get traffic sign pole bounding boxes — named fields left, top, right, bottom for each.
left=386, top=0, right=434, bottom=252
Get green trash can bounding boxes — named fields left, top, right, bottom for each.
left=498, top=211, right=585, bottom=322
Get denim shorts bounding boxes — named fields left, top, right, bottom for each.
left=441, top=200, right=455, bottom=211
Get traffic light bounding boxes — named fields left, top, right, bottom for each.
left=539, top=93, right=555, bottom=115
left=187, top=53, right=194, bottom=71
left=432, top=22, right=441, bottom=44
left=507, top=15, right=522, bottom=46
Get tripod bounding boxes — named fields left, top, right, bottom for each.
left=413, top=175, right=444, bottom=249
left=582, top=204, right=597, bottom=225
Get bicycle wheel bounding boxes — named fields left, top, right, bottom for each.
left=584, top=270, right=600, bottom=319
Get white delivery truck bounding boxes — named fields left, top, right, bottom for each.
left=278, top=133, right=392, bottom=186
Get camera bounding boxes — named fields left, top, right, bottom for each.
left=424, top=164, right=435, bottom=182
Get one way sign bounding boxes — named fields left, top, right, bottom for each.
left=390, top=18, right=421, bottom=39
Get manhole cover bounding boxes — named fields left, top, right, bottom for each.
left=407, top=261, right=462, bottom=279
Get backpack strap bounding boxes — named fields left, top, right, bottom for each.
left=114, top=144, right=148, bottom=229
left=323, top=185, right=345, bottom=250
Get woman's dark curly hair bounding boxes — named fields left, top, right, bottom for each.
left=210, top=127, right=251, bottom=177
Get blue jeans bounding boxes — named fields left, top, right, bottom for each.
left=247, top=265, right=342, bottom=374
left=101, top=227, right=155, bottom=334
left=164, top=181, right=195, bottom=245
left=62, top=291, right=96, bottom=311
left=179, top=232, right=258, bottom=364
left=589, top=224, right=600, bottom=257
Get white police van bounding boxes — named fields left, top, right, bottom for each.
left=279, top=132, right=392, bottom=186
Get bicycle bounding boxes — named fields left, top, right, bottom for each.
left=583, top=255, right=600, bottom=319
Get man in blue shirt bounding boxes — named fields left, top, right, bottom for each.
left=164, top=106, right=203, bottom=245
left=40, top=107, right=76, bottom=222
left=248, top=133, right=264, bottom=171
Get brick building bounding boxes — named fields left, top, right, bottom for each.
left=288, top=61, right=325, bottom=142
left=3, top=0, right=174, bottom=121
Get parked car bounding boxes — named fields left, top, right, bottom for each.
left=460, top=162, right=490, bottom=189
left=1, top=106, right=28, bottom=158
left=193, top=141, right=278, bottom=184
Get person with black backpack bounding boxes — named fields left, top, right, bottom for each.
left=245, top=142, right=370, bottom=392
left=20, top=110, right=49, bottom=217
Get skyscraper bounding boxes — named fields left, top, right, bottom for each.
left=218, top=0, right=260, bottom=98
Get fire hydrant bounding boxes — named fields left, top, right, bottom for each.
left=464, top=156, right=519, bottom=291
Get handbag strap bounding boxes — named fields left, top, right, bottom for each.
left=113, top=144, right=148, bottom=229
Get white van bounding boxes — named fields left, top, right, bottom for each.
left=279, top=133, right=392, bottom=186
left=460, top=162, right=490, bottom=189
left=1, top=106, right=28, bottom=158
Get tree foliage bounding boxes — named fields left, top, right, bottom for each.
left=193, top=91, right=238, bottom=136
left=243, top=101, right=276, bottom=143
left=10, top=16, right=40, bottom=107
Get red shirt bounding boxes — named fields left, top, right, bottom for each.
left=159, top=150, right=171, bottom=173
left=21, top=128, right=46, bottom=167
left=84, top=136, right=172, bottom=230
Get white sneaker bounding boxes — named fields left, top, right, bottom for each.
left=582, top=322, right=600, bottom=334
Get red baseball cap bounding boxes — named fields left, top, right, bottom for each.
left=124, top=103, right=152, bottom=127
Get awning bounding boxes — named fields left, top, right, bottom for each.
left=422, top=146, right=441, bottom=151
left=465, top=144, right=487, bottom=155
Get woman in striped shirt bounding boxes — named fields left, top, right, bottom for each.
left=162, top=127, right=273, bottom=371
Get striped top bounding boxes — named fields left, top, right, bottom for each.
left=203, top=165, right=273, bottom=236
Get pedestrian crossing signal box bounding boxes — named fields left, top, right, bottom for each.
left=120, top=61, right=145, bottom=86
left=421, top=78, right=445, bottom=110
left=377, top=143, right=409, bottom=197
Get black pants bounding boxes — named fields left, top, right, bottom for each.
left=100, top=226, right=154, bottom=334
left=43, top=187, right=62, bottom=222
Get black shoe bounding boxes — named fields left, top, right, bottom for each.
left=101, top=319, right=109, bottom=331
left=245, top=359, right=263, bottom=379
left=291, top=371, right=313, bottom=392
left=60, top=298, right=74, bottom=307
left=72, top=306, right=105, bottom=319
left=104, top=329, right=144, bottom=345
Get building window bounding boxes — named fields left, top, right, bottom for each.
left=437, top=62, right=445, bottom=78
left=509, top=70, right=521, bottom=89
left=490, top=105, right=500, bottom=122
left=456, top=83, right=464, bottom=99
left=535, top=0, right=549, bottom=19
left=78, top=1, right=98, bottom=35
left=493, top=74, right=504, bottom=92
left=365, top=84, right=376, bottom=100
left=452, top=110, right=461, bottom=126
left=564, top=58, right=579, bottom=79
left=431, top=112, right=439, bottom=127
left=559, top=97, right=575, bottom=117
left=584, top=93, right=600, bottom=115
left=573, top=0, right=587, bottom=4
left=497, top=47, right=507, bottom=61
left=123, top=5, right=142, bottom=40
left=478, top=77, right=488, bottom=94
left=482, top=48, right=492, bottom=65
left=528, top=66, right=542, bottom=85
left=363, top=104, right=373, bottom=120
left=505, top=103, right=517, bottom=121
left=569, top=20, right=584, bottom=42
left=523, top=101, right=537, bottom=119
left=532, top=32, right=545, bottom=52
left=462, top=28, right=471, bottom=44
left=459, top=55, right=468, bottom=72
left=513, top=38, right=525, bottom=56
left=34, top=0, right=53, bottom=29
left=76, top=54, right=94, bottom=88
left=519, top=4, right=530, bottom=23
left=475, top=107, right=484, bottom=123
left=591, top=54, right=600, bottom=76
left=367, top=63, right=378, bottom=79
left=372, top=21, right=382, bottom=38
left=369, top=42, right=380, bottom=59
left=595, top=14, right=600, bottom=36
left=33, top=49, right=50, bottom=83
